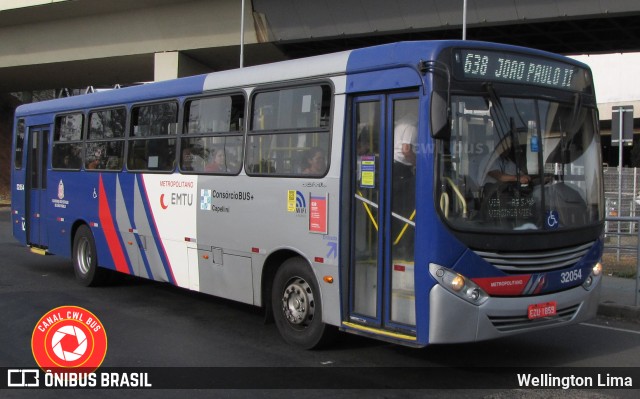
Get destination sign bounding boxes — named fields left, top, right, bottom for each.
left=454, top=49, right=590, bottom=91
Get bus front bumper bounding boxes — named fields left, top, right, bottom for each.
left=427, top=279, right=601, bottom=344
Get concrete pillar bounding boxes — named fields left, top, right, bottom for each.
left=154, top=51, right=211, bottom=81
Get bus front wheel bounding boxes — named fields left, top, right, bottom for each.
left=73, top=225, right=109, bottom=286
left=272, top=257, right=336, bottom=349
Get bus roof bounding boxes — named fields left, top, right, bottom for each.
left=346, top=40, right=590, bottom=71
left=203, top=50, right=352, bottom=92
left=15, top=74, right=207, bottom=117
left=15, top=40, right=590, bottom=118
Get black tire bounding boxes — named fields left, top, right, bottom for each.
left=272, top=257, right=337, bottom=349
left=73, top=225, right=109, bottom=286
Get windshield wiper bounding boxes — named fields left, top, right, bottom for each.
left=484, top=83, right=509, bottom=145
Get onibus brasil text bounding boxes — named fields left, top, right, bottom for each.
left=9, top=370, right=152, bottom=388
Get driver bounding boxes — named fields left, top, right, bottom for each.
left=487, top=149, right=531, bottom=185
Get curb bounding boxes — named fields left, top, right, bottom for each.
left=597, top=303, right=640, bottom=322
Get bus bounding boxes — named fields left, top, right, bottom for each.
left=11, top=40, right=604, bottom=349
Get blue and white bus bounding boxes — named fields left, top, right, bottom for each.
left=11, top=40, right=604, bottom=348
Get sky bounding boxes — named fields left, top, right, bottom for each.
left=570, top=52, right=640, bottom=103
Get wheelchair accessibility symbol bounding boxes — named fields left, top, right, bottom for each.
left=546, top=210, right=559, bottom=229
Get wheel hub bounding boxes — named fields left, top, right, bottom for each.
left=282, top=277, right=315, bottom=326
left=76, top=237, right=92, bottom=275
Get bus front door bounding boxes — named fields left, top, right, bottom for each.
left=26, top=126, right=49, bottom=248
left=348, top=93, right=418, bottom=337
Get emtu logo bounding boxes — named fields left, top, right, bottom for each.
left=31, top=306, right=107, bottom=371
left=161, top=193, right=194, bottom=209
left=160, top=194, right=169, bottom=209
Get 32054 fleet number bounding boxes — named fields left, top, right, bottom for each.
left=560, top=269, right=582, bottom=284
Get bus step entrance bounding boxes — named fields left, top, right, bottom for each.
left=29, top=246, right=48, bottom=256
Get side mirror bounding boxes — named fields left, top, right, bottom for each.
left=430, top=90, right=450, bottom=139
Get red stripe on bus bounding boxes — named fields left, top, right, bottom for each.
left=139, top=175, right=177, bottom=285
left=98, top=175, right=130, bottom=274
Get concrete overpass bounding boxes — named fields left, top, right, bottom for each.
left=1, top=0, right=640, bottom=92
left=1, top=0, right=640, bottom=193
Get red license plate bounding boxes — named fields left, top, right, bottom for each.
left=527, top=301, right=557, bottom=320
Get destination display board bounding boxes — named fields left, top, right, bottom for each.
left=453, top=49, right=591, bottom=92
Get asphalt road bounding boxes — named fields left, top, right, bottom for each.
left=0, top=208, right=639, bottom=398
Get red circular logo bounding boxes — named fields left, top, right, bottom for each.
left=31, top=306, right=107, bottom=371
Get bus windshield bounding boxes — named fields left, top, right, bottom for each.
left=436, top=93, right=603, bottom=233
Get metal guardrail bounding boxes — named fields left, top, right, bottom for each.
left=604, top=216, right=640, bottom=307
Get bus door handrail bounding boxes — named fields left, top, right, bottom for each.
left=393, top=209, right=415, bottom=245
left=355, top=191, right=379, bottom=231
left=356, top=191, right=416, bottom=245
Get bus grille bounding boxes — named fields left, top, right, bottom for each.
left=488, top=304, right=580, bottom=332
left=473, top=241, right=594, bottom=273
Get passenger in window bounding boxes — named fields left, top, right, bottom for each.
left=86, top=157, right=100, bottom=170
left=392, top=106, right=418, bottom=258
left=393, top=113, right=417, bottom=173
left=182, top=147, right=204, bottom=172
left=204, top=147, right=227, bottom=173
left=87, top=146, right=105, bottom=169
left=302, top=147, right=326, bottom=175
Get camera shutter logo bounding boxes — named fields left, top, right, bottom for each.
left=31, top=306, right=107, bottom=371
left=51, top=325, right=87, bottom=362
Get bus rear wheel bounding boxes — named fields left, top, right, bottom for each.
left=73, top=225, right=109, bottom=286
left=272, top=257, right=336, bottom=349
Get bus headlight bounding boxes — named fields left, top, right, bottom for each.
left=582, top=261, right=603, bottom=291
left=592, top=262, right=603, bottom=276
left=449, top=274, right=465, bottom=292
left=429, top=264, right=488, bottom=305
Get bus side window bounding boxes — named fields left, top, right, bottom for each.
left=181, top=94, right=245, bottom=175
left=247, top=84, right=331, bottom=177
left=52, top=113, right=83, bottom=170
left=127, top=140, right=147, bottom=170
left=128, top=102, right=178, bottom=172
left=14, top=119, right=25, bottom=170
left=86, top=108, right=126, bottom=171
